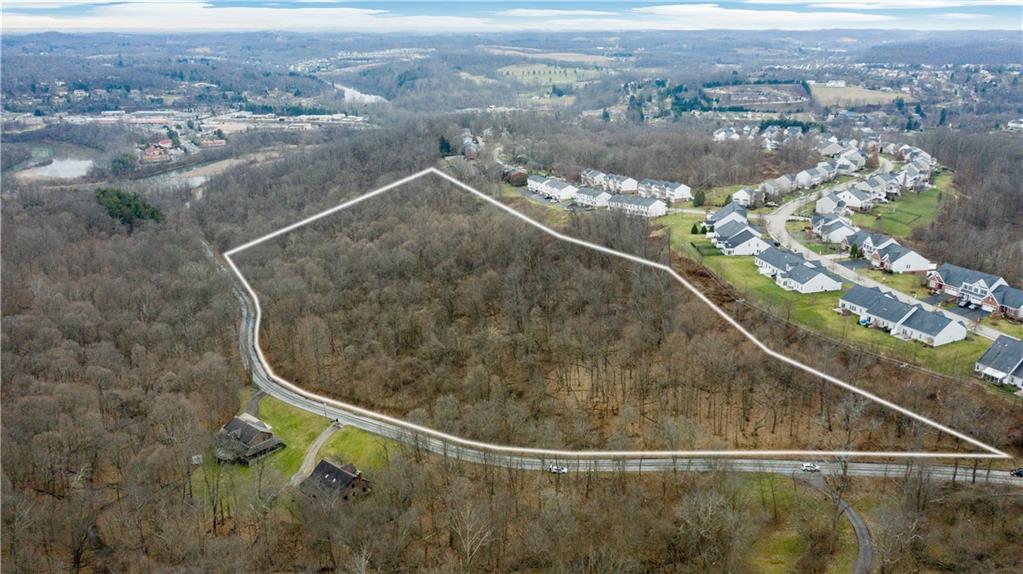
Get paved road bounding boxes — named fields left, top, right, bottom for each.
left=289, top=422, right=341, bottom=486
left=762, top=179, right=1005, bottom=341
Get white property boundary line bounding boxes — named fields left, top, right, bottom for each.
left=224, top=167, right=1009, bottom=460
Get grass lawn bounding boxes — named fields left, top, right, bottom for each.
left=703, top=183, right=755, bottom=207
left=257, top=396, right=332, bottom=477
left=851, top=187, right=951, bottom=239
left=744, top=475, right=857, bottom=574
left=859, top=268, right=928, bottom=298
left=981, top=317, right=1023, bottom=340
left=656, top=212, right=718, bottom=259
left=319, top=426, right=393, bottom=471
left=786, top=222, right=843, bottom=255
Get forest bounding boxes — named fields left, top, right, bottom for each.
left=3, top=98, right=1022, bottom=571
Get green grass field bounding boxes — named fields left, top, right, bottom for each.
left=257, top=396, right=332, bottom=477
left=859, top=268, right=927, bottom=298
left=851, top=187, right=950, bottom=239
left=319, top=426, right=393, bottom=470
left=498, top=63, right=601, bottom=85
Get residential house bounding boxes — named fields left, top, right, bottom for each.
left=731, top=187, right=755, bottom=207
left=815, top=192, right=847, bottom=216
left=300, top=459, right=370, bottom=502
left=574, top=187, right=612, bottom=208
left=795, top=169, right=816, bottom=189
left=812, top=213, right=858, bottom=244
left=870, top=244, right=934, bottom=274
left=843, top=232, right=898, bottom=258
left=580, top=168, right=606, bottom=188
left=974, top=335, right=1023, bottom=389
left=775, top=261, right=843, bottom=294
left=638, top=178, right=693, bottom=202
left=711, top=220, right=762, bottom=245
left=213, top=413, right=285, bottom=464
left=839, top=286, right=966, bottom=347
left=895, top=305, right=968, bottom=347
left=527, top=175, right=548, bottom=194
left=608, top=195, right=667, bottom=218
left=836, top=188, right=874, bottom=212
left=772, top=174, right=797, bottom=194
left=605, top=174, right=639, bottom=193
left=927, top=263, right=1008, bottom=311
left=706, top=202, right=749, bottom=228
left=818, top=141, right=845, bottom=156
left=544, top=179, right=578, bottom=201
left=755, top=246, right=806, bottom=277
left=718, top=227, right=770, bottom=256
left=991, top=285, right=1023, bottom=321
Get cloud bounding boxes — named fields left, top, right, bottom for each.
left=496, top=9, right=618, bottom=18
left=743, top=0, right=1020, bottom=9
left=0, top=0, right=1014, bottom=31
left=631, top=3, right=892, bottom=28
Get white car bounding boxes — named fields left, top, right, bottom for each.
left=545, top=464, right=569, bottom=474
left=801, top=463, right=821, bottom=473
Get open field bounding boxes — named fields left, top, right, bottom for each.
left=810, top=84, right=906, bottom=107
left=319, top=426, right=393, bottom=470
left=851, top=185, right=951, bottom=239
left=480, top=45, right=610, bottom=64
left=860, top=268, right=928, bottom=297
left=499, top=63, right=603, bottom=85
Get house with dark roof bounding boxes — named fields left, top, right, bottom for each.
left=718, top=227, right=770, bottom=256
left=300, top=459, right=370, bottom=502
left=869, top=243, right=934, bottom=274
left=706, top=202, right=748, bottom=228
left=839, top=286, right=967, bottom=346
left=836, top=187, right=874, bottom=212
left=927, top=263, right=1008, bottom=311
left=213, top=413, right=285, bottom=464
left=775, top=261, right=843, bottom=294
left=815, top=191, right=847, bottom=216
left=895, top=305, right=968, bottom=347
left=608, top=194, right=666, bottom=217
left=991, top=285, right=1023, bottom=321
left=755, top=246, right=805, bottom=277
left=710, top=219, right=761, bottom=244
left=974, top=335, right=1023, bottom=389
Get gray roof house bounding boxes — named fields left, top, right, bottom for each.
left=927, top=263, right=1008, bottom=309
left=300, top=459, right=370, bottom=501
left=840, top=286, right=967, bottom=346
left=991, top=285, right=1023, bottom=320
left=707, top=201, right=748, bottom=226
left=755, top=246, right=805, bottom=277
left=213, top=413, right=285, bottom=464
left=975, top=335, right=1023, bottom=388
left=775, top=261, right=843, bottom=293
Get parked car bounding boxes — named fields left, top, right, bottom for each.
left=545, top=464, right=569, bottom=474
left=1010, top=468, right=1023, bottom=478
left=801, top=463, right=821, bottom=473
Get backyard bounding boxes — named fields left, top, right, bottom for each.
left=851, top=184, right=951, bottom=239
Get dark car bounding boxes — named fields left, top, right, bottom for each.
left=1011, top=468, right=1023, bottom=478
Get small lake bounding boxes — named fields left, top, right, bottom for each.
left=20, top=158, right=94, bottom=180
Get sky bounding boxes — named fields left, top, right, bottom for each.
left=2, top=1, right=1021, bottom=32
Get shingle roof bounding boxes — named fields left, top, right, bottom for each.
left=714, top=219, right=751, bottom=239
left=932, top=263, right=1005, bottom=289
left=720, top=228, right=761, bottom=248
left=575, top=186, right=608, bottom=198
left=781, top=262, right=842, bottom=286
left=899, top=306, right=958, bottom=337
left=609, top=194, right=661, bottom=208
left=993, top=285, right=1023, bottom=310
left=976, top=335, right=1023, bottom=376
left=841, top=285, right=887, bottom=309
left=710, top=202, right=748, bottom=222
left=301, top=460, right=360, bottom=496
left=870, top=295, right=914, bottom=323
left=756, top=246, right=805, bottom=271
